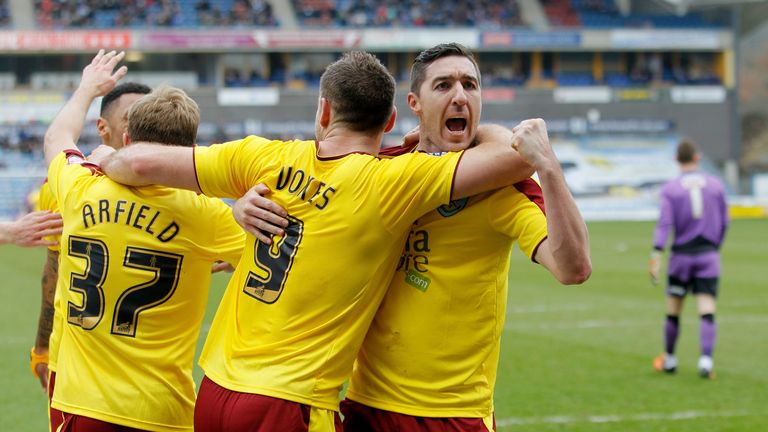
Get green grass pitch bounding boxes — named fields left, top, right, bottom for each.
left=1, top=220, right=766, bottom=431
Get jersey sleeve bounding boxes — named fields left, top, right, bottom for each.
left=208, top=199, right=246, bottom=266
left=35, top=181, right=61, bottom=251
left=375, top=151, right=462, bottom=232
left=487, top=179, right=548, bottom=260
left=716, top=179, right=729, bottom=246
left=653, top=186, right=673, bottom=250
left=194, top=136, right=273, bottom=199
left=47, top=150, right=100, bottom=212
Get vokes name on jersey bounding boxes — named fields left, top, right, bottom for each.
left=275, top=165, right=336, bottom=210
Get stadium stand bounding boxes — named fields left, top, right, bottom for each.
left=23, top=0, right=727, bottom=30
left=539, top=0, right=727, bottom=28
left=292, top=0, right=523, bottom=28
left=0, top=0, right=10, bottom=27
left=33, top=0, right=278, bottom=28
left=542, top=0, right=581, bottom=27
left=550, top=0, right=727, bottom=28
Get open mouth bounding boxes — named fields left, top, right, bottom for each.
left=445, top=118, right=467, bottom=133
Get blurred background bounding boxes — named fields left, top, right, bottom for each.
left=2, top=3, right=768, bottom=431
left=1, top=0, right=767, bottom=221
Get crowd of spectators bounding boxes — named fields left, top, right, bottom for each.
left=294, top=0, right=522, bottom=28
left=0, top=127, right=45, bottom=159
left=196, top=0, right=277, bottom=26
left=0, top=0, right=10, bottom=27
left=33, top=0, right=277, bottom=28
left=35, top=0, right=179, bottom=27
left=22, top=0, right=724, bottom=29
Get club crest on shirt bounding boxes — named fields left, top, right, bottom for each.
left=437, top=197, right=468, bottom=217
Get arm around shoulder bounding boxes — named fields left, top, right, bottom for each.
left=101, top=143, right=200, bottom=192
left=451, top=122, right=537, bottom=199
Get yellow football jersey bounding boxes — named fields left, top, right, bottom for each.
left=33, top=180, right=61, bottom=251
left=347, top=179, right=548, bottom=418
left=47, top=151, right=245, bottom=431
left=194, top=136, right=462, bottom=412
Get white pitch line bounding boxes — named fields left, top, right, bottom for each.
left=0, top=336, right=33, bottom=345
left=496, top=409, right=753, bottom=427
left=505, top=319, right=651, bottom=331
left=505, top=315, right=768, bottom=331
left=508, top=304, right=591, bottom=314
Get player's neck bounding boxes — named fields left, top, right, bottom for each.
left=416, top=135, right=442, bottom=153
left=680, top=162, right=698, bottom=173
left=317, top=129, right=382, bottom=158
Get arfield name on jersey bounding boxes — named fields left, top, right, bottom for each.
left=275, top=166, right=336, bottom=210
left=81, top=199, right=179, bottom=242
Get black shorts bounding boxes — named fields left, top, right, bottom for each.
left=666, top=276, right=718, bottom=298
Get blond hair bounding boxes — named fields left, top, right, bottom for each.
left=127, top=86, right=199, bottom=147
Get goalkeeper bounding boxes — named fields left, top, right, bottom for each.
left=650, top=139, right=728, bottom=379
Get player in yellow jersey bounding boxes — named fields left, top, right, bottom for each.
left=0, top=210, right=61, bottom=247
left=43, top=50, right=245, bottom=432
left=29, top=81, right=152, bottom=432
left=27, top=180, right=64, bottom=432
left=236, top=43, right=592, bottom=432
left=97, top=50, right=547, bottom=432
left=342, top=43, right=591, bottom=432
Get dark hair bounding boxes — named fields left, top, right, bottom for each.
left=676, top=139, right=698, bottom=164
left=319, top=51, right=395, bottom=133
left=127, top=86, right=199, bottom=147
left=100, top=82, right=152, bottom=116
left=410, top=43, right=480, bottom=94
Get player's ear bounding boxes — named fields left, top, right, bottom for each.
left=407, top=92, right=421, bottom=116
left=319, top=97, right=331, bottom=128
left=96, top=117, right=110, bottom=141
left=122, top=132, right=131, bottom=147
left=383, top=107, right=397, bottom=133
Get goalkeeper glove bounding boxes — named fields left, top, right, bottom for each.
left=649, top=250, right=662, bottom=285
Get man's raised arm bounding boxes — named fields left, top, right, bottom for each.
left=454, top=118, right=591, bottom=285
left=451, top=119, right=543, bottom=200
left=528, top=150, right=591, bottom=285
left=43, top=49, right=127, bottom=167
left=99, top=143, right=200, bottom=193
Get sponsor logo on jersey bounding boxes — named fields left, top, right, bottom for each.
left=405, top=269, right=430, bottom=292
left=437, top=197, right=468, bottom=217
left=398, top=227, right=431, bottom=291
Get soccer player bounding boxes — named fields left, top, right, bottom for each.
left=44, top=50, right=245, bottom=431
left=97, top=51, right=544, bottom=431
left=0, top=210, right=61, bottom=247
left=30, top=82, right=152, bottom=432
left=650, top=139, right=728, bottom=379
left=235, top=43, right=591, bottom=432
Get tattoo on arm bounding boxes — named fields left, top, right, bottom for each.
left=35, top=250, right=59, bottom=350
